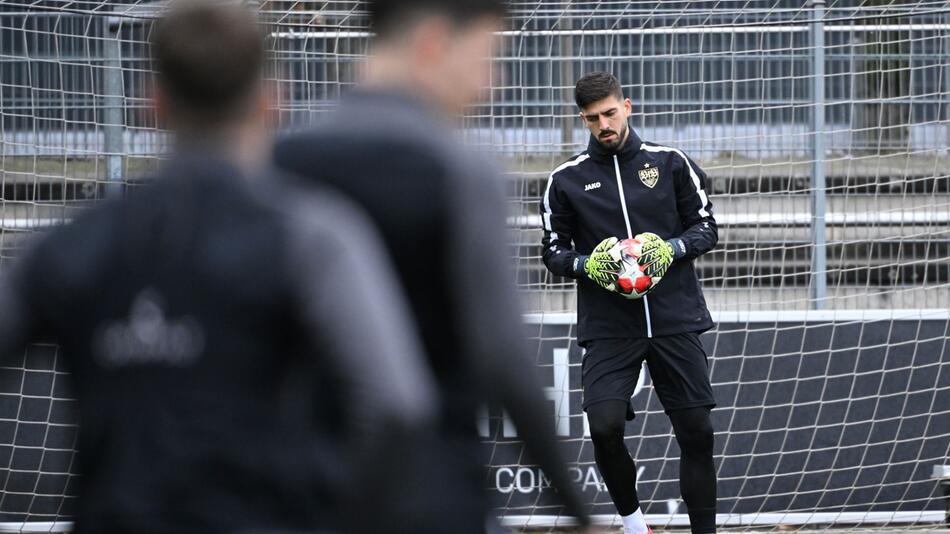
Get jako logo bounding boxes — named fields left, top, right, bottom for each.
left=584, top=182, right=601, bottom=191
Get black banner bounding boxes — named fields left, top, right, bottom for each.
left=486, top=318, right=950, bottom=521
left=0, top=320, right=948, bottom=524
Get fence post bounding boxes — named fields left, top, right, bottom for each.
left=103, top=18, right=124, bottom=199
left=945, top=12, right=950, bottom=153
left=810, top=0, right=827, bottom=309
left=560, top=14, right=575, bottom=154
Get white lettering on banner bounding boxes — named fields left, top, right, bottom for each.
left=493, top=466, right=648, bottom=495
left=495, top=467, right=552, bottom=494
left=582, top=467, right=603, bottom=492
left=538, top=469, right=551, bottom=492
left=545, top=348, right=571, bottom=436
left=494, top=466, right=608, bottom=494
left=503, top=409, right=517, bottom=438
left=496, top=468, right=514, bottom=493
left=516, top=468, right=536, bottom=494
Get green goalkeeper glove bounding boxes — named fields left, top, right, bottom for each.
left=635, top=232, right=675, bottom=278
left=584, top=236, right=622, bottom=292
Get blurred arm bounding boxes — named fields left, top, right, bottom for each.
left=284, top=191, right=438, bottom=432
left=451, top=157, right=591, bottom=526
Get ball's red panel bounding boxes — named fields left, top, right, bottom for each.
left=617, top=277, right=634, bottom=294
left=634, top=276, right=652, bottom=293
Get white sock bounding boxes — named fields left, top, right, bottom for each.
left=621, top=508, right=649, bottom=534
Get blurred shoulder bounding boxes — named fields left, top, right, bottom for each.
left=274, top=91, right=470, bottom=173
left=13, top=195, right=127, bottom=294
left=255, top=167, right=376, bottom=239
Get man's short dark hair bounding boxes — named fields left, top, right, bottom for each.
left=368, top=0, right=507, bottom=39
left=151, top=2, right=265, bottom=126
left=574, top=72, right=624, bottom=109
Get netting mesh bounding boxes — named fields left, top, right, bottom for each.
left=0, top=1, right=948, bottom=530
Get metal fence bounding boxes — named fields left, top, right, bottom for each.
left=5, top=4, right=950, bottom=154
left=2, top=1, right=949, bottom=311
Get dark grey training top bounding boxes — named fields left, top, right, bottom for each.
left=275, top=89, right=590, bottom=531
left=0, top=154, right=436, bottom=533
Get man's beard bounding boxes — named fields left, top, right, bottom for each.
left=595, top=121, right=628, bottom=152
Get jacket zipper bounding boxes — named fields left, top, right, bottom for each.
left=613, top=155, right=653, bottom=338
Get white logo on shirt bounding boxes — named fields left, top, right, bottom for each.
left=584, top=182, right=602, bottom=192
left=93, top=289, right=205, bottom=368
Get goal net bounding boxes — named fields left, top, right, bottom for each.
left=1, top=0, right=949, bottom=531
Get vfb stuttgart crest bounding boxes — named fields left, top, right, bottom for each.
left=638, top=166, right=660, bottom=188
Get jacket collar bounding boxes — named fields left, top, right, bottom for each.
left=586, top=125, right=642, bottom=164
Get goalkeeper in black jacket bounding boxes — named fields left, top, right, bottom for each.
left=540, top=72, right=719, bottom=534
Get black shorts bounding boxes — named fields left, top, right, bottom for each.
left=581, top=332, right=716, bottom=414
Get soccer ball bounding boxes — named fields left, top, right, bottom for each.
left=608, top=238, right=659, bottom=299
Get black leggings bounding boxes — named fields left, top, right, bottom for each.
left=587, top=401, right=717, bottom=534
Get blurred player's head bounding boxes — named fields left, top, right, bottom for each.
left=151, top=1, right=268, bottom=166
left=365, top=0, right=507, bottom=113
left=575, top=72, right=632, bottom=152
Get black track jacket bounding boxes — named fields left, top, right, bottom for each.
left=541, top=129, right=718, bottom=343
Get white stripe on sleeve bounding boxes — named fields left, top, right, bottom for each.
left=640, top=144, right=710, bottom=218
left=542, top=153, right=591, bottom=237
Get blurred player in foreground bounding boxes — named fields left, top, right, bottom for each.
left=0, top=3, right=436, bottom=533
left=274, top=0, right=591, bottom=532
left=540, top=72, right=719, bottom=534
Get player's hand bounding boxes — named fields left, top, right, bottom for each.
left=584, top=236, right=622, bottom=292
left=635, top=232, right=674, bottom=279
